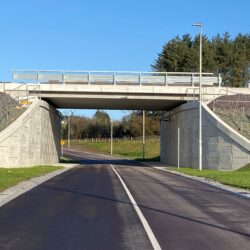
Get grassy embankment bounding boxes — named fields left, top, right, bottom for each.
left=60, top=156, right=79, bottom=163
left=0, top=166, right=63, bottom=192
left=68, top=139, right=160, bottom=161
left=67, top=139, right=250, bottom=190
left=170, top=164, right=250, bottom=190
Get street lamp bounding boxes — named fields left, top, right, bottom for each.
left=142, top=110, right=145, bottom=159
left=192, top=22, right=203, bottom=171
left=110, top=119, right=113, bottom=155
left=67, top=110, right=73, bottom=148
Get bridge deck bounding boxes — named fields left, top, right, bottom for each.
left=2, top=70, right=249, bottom=110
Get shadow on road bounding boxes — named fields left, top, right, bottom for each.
left=40, top=181, right=250, bottom=239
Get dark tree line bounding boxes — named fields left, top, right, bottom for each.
left=152, top=33, right=250, bottom=87
left=62, top=110, right=160, bottom=140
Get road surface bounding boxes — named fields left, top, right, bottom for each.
left=0, top=148, right=250, bottom=250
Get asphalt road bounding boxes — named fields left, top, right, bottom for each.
left=0, top=149, right=250, bottom=250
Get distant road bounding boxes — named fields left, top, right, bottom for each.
left=0, top=148, right=250, bottom=249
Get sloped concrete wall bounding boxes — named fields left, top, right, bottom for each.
left=160, top=102, right=250, bottom=170
left=0, top=99, right=61, bottom=167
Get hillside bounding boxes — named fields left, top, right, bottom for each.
left=208, top=94, right=250, bottom=140
left=0, top=92, right=26, bottom=132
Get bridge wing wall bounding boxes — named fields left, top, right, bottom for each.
left=160, top=102, right=250, bottom=170
left=0, top=99, right=61, bottom=167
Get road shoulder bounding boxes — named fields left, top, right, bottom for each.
left=140, top=162, right=250, bottom=200
left=157, top=167, right=250, bottom=199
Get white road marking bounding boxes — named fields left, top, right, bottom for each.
left=110, top=164, right=162, bottom=250
left=65, top=148, right=121, bottom=159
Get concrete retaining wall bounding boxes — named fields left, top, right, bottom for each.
left=160, top=102, right=250, bottom=170
left=0, top=99, right=61, bottom=167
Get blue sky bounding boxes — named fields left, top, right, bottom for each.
left=1, top=0, right=249, bottom=120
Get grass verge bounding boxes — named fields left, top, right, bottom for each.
left=169, top=164, right=250, bottom=190
left=60, top=156, right=79, bottom=164
left=0, top=166, right=63, bottom=192
left=68, top=139, right=160, bottom=160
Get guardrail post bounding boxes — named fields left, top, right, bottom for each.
left=88, top=72, right=91, bottom=85
left=62, top=73, right=65, bottom=84
left=18, top=85, right=20, bottom=103
left=218, top=73, right=221, bottom=87
left=191, top=73, right=194, bottom=87
left=165, top=73, right=168, bottom=86
left=113, top=72, right=116, bottom=85
left=26, top=84, right=28, bottom=103
left=37, top=72, right=39, bottom=84
left=139, top=73, right=141, bottom=86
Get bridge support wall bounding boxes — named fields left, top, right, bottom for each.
left=160, top=102, right=250, bottom=170
left=0, top=99, right=61, bottom=167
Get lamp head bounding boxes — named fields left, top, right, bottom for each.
left=192, top=23, right=203, bottom=27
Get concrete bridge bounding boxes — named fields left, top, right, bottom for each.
left=4, top=70, right=223, bottom=110
left=0, top=70, right=249, bottom=170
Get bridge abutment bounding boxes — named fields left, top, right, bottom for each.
left=0, top=99, right=61, bottom=167
left=160, top=102, right=250, bottom=170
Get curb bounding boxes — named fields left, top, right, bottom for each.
left=0, top=164, right=78, bottom=208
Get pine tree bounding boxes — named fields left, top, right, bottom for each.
left=152, top=32, right=250, bottom=87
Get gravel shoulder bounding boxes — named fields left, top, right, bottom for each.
left=0, top=164, right=78, bottom=208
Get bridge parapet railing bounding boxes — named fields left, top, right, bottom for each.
left=12, top=70, right=221, bottom=87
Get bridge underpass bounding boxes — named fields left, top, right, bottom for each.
left=0, top=70, right=249, bottom=169
left=1, top=71, right=250, bottom=250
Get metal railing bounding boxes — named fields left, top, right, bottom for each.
left=12, top=70, right=222, bottom=87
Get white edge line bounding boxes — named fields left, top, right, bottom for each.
left=65, top=148, right=122, bottom=159
left=110, top=164, right=161, bottom=250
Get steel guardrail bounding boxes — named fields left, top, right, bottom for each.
left=12, top=70, right=222, bottom=87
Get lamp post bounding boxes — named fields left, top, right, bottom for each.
left=110, top=119, right=113, bottom=155
left=192, top=22, right=203, bottom=171
left=142, top=110, right=145, bottom=159
left=67, top=110, right=73, bottom=148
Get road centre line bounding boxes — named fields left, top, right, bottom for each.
left=110, top=164, right=161, bottom=250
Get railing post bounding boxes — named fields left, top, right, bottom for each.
left=88, top=72, right=90, bottom=85
left=113, top=72, right=116, bottom=85
left=139, top=73, right=141, bottom=86
left=165, top=73, right=168, bottom=86
left=218, top=73, right=221, bottom=87
left=191, top=73, right=194, bottom=87
left=18, top=85, right=20, bottom=103
left=62, top=73, right=65, bottom=84
left=26, top=84, right=28, bottom=103
left=37, top=72, right=39, bottom=84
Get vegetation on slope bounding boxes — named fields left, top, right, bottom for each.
left=171, top=164, right=250, bottom=190
left=208, top=94, right=250, bottom=140
left=67, top=139, right=160, bottom=160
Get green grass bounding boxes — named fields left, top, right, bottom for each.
left=0, top=166, right=63, bottom=192
left=68, top=139, right=160, bottom=160
left=169, top=163, right=250, bottom=190
left=60, top=156, right=79, bottom=163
